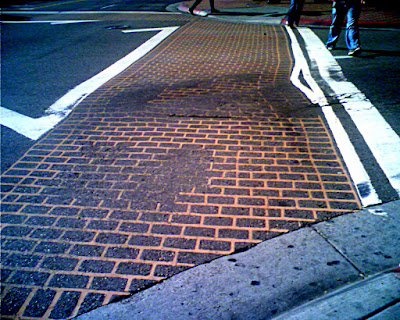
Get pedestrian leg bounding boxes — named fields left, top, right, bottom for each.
left=209, top=0, right=219, bottom=13
left=345, top=1, right=361, bottom=51
left=295, top=0, right=305, bottom=25
left=189, top=0, right=203, bottom=14
left=326, top=1, right=346, bottom=49
left=287, top=0, right=297, bottom=27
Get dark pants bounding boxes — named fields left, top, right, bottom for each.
left=287, top=0, right=305, bottom=26
left=190, top=0, right=216, bottom=10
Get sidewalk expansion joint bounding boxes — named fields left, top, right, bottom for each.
left=311, top=225, right=367, bottom=278
left=360, top=297, right=400, bottom=320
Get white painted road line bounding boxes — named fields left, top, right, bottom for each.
left=2, top=11, right=182, bottom=15
left=335, top=56, right=353, bottom=59
left=0, top=26, right=179, bottom=141
left=286, top=26, right=381, bottom=207
left=0, top=20, right=97, bottom=24
left=285, top=26, right=328, bottom=106
left=122, top=27, right=173, bottom=34
left=298, top=28, right=400, bottom=197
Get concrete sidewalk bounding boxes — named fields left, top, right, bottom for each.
left=76, top=200, right=400, bottom=319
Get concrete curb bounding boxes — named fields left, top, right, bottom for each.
left=272, top=271, right=400, bottom=320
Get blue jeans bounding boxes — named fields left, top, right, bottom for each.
left=327, top=0, right=361, bottom=50
left=287, top=0, right=305, bottom=26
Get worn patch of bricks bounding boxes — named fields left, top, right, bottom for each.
left=1, top=20, right=361, bottom=319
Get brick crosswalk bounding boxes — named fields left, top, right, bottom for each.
left=1, top=20, right=361, bottom=319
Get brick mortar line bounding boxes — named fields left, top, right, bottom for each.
left=3, top=148, right=341, bottom=160
left=1, top=268, right=167, bottom=286
left=0, top=217, right=352, bottom=259
left=91, top=21, right=210, bottom=95
left=12, top=286, right=38, bottom=319
left=1, top=173, right=354, bottom=190
left=1, top=193, right=357, bottom=215
left=1, top=232, right=267, bottom=255
left=69, top=289, right=108, bottom=320
left=271, top=27, right=285, bottom=85
left=25, top=137, right=330, bottom=144
left=0, top=223, right=322, bottom=256
left=0, top=245, right=238, bottom=261
left=1, top=164, right=354, bottom=177
left=1, top=248, right=204, bottom=266
left=1, top=152, right=344, bottom=169
left=1, top=153, right=334, bottom=174
left=2, top=183, right=359, bottom=210
left=300, top=119, right=362, bottom=211
left=20, top=132, right=331, bottom=141
left=34, top=289, right=62, bottom=320
left=0, top=283, right=126, bottom=320
left=300, top=119, right=337, bottom=216
left=0, top=280, right=136, bottom=296
left=179, top=189, right=357, bottom=197
left=80, top=25, right=284, bottom=104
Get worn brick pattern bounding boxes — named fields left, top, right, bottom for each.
left=1, top=20, right=360, bottom=319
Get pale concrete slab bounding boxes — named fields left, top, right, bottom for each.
left=369, top=302, right=400, bottom=320
left=272, top=272, right=400, bottom=320
left=76, top=227, right=359, bottom=320
left=315, top=200, right=400, bottom=275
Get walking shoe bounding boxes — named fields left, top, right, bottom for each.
left=286, top=21, right=296, bottom=28
left=348, top=47, right=362, bottom=56
left=326, top=44, right=335, bottom=51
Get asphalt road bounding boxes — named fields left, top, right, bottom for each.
left=1, top=0, right=185, bottom=173
left=311, top=26, right=400, bottom=135
left=309, top=26, right=400, bottom=202
left=2, top=0, right=180, bottom=11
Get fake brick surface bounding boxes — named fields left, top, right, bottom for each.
left=0, top=20, right=360, bottom=319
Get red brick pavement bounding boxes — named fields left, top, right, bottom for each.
left=1, top=19, right=361, bottom=319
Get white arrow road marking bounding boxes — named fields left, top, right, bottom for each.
left=0, top=26, right=179, bottom=141
left=0, top=108, right=64, bottom=141
left=286, top=26, right=381, bottom=207
left=298, top=27, right=400, bottom=197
